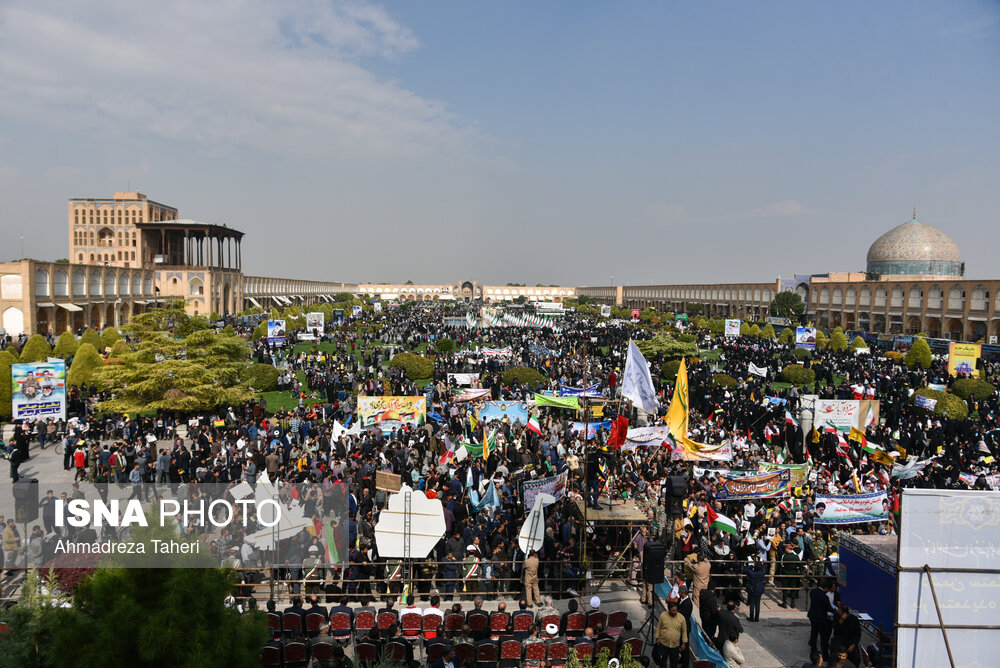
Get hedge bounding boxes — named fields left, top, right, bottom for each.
left=885, top=351, right=906, bottom=364
left=67, top=343, right=104, bottom=387
left=829, top=331, right=848, bottom=352
left=244, top=363, right=280, bottom=392
left=949, top=378, right=995, bottom=401
left=100, top=327, right=121, bottom=349
left=435, top=338, right=457, bottom=354
left=18, top=334, right=53, bottom=363
left=502, top=366, right=548, bottom=390
left=906, top=338, right=933, bottom=370
left=53, top=331, right=79, bottom=359
left=660, top=359, right=682, bottom=386
left=913, top=388, right=968, bottom=420
left=0, top=350, right=17, bottom=418
left=80, top=328, right=102, bottom=351
left=761, top=324, right=776, bottom=339
left=749, top=324, right=762, bottom=337
left=781, top=363, right=815, bottom=385
left=778, top=327, right=794, bottom=344
left=713, top=373, right=737, bottom=388
left=389, top=352, right=434, bottom=381
left=792, top=347, right=812, bottom=360
left=850, top=336, right=867, bottom=350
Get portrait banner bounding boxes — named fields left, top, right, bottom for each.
left=267, top=319, right=286, bottom=346
left=759, top=462, right=810, bottom=487
left=714, top=469, right=791, bottom=501
left=796, top=327, right=817, bottom=350
left=479, top=401, right=529, bottom=424
left=947, top=342, right=981, bottom=377
left=522, top=471, right=568, bottom=510
left=11, top=360, right=66, bottom=420
left=814, top=491, right=889, bottom=525
left=305, top=312, right=324, bottom=331
left=447, top=373, right=479, bottom=386
left=725, top=319, right=740, bottom=338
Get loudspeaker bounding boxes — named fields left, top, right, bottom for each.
left=666, top=475, right=687, bottom=498
left=13, top=478, right=39, bottom=524
left=642, top=540, right=666, bottom=584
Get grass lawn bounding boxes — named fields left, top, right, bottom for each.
left=698, top=349, right=722, bottom=362
left=257, top=391, right=301, bottom=413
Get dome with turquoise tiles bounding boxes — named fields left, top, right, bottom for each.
left=866, top=217, right=963, bottom=277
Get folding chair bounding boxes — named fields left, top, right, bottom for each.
left=283, top=640, right=309, bottom=668
left=328, top=611, right=352, bottom=642
left=455, top=641, right=476, bottom=665
left=596, top=637, right=616, bottom=657
left=574, top=640, right=595, bottom=663
left=606, top=610, right=628, bottom=637
left=546, top=639, right=569, bottom=668
left=621, top=637, right=643, bottom=660
left=489, top=611, right=511, bottom=640
left=385, top=639, right=408, bottom=663
left=423, top=612, right=444, bottom=640
left=563, top=612, right=586, bottom=638
left=354, top=642, right=378, bottom=668
left=259, top=642, right=282, bottom=667
left=400, top=611, right=423, bottom=641
left=475, top=640, right=499, bottom=668
left=282, top=612, right=303, bottom=638
left=524, top=640, right=547, bottom=666
left=586, top=610, right=607, bottom=631
left=311, top=641, right=334, bottom=668
left=354, top=608, right=376, bottom=639
left=376, top=610, right=399, bottom=631
left=512, top=611, right=534, bottom=636
left=426, top=639, right=448, bottom=663
left=305, top=612, right=327, bottom=637
left=444, top=612, right=465, bottom=637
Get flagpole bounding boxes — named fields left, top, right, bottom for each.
left=582, top=338, right=589, bottom=576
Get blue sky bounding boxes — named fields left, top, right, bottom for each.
left=0, top=1, right=997, bottom=285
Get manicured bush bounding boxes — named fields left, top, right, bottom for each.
left=829, top=330, right=848, bottom=352
left=0, top=350, right=17, bottom=418
left=501, top=366, right=548, bottom=389
left=740, top=322, right=751, bottom=336
left=67, top=343, right=104, bottom=387
left=18, top=334, right=53, bottom=363
left=885, top=351, right=906, bottom=364
left=761, top=324, right=776, bottom=339
left=792, top=347, right=812, bottom=360
left=100, top=327, right=121, bottom=349
left=913, top=388, right=968, bottom=420
left=660, top=359, right=682, bottom=386
left=53, top=331, right=79, bottom=359
left=80, top=328, right=102, bottom=351
left=850, top=336, right=868, bottom=350
left=749, top=324, right=762, bottom=337
left=781, top=363, right=816, bottom=385
left=435, top=338, right=457, bottom=354
left=950, top=378, right=995, bottom=401
left=713, top=373, right=737, bottom=388
left=389, top=352, right=434, bottom=381
left=251, top=322, right=267, bottom=341
left=815, top=330, right=828, bottom=349
left=243, top=363, right=280, bottom=392
left=906, top=337, right=933, bottom=370
left=778, top=327, right=794, bottom=344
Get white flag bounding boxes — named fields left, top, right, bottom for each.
left=622, top=340, right=658, bottom=415
left=748, top=362, right=768, bottom=377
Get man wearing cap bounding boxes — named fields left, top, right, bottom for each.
left=654, top=600, right=687, bottom=668
left=523, top=549, right=540, bottom=607
left=462, top=545, right=481, bottom=597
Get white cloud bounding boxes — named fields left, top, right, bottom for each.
left=0, top=1, right=475, bottom=159
left=750, top=200, right=813, bottom=217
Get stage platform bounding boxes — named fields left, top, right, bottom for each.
left=573, top=498, right=648, bottom=523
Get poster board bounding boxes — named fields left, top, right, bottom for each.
left=947, top=342, right=981, bottom=377
left=724, top=319, right=740, bottom=337
left=267, top=319, right=286, bottom=346
left=11, top=360, right=67, bottom=420
left=375, top=471, right=402, bottom=493
left=795, top=326, right=816, bottom=350
left=358, top=396, right=427, bottom=432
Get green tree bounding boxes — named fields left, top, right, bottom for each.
left=633, top=334, right=698, bottom=360
left=67, top=343, right=104, bottom=387
left=80, top=328, right=102, bottom=351
left=576, top=295, right=593, bottom=306
left=749, top=324, right=762, bottom=337
left=906, top=337, right=933, bottom=370
left=761, top=323, right=776, bottom=339
left=251, top=321, right=267, bottom=341
left=770, top=290, right=805, bottom=318
left=850, top=335, right=868, bottom=350
left=100, top=327, right=121, bottom=349
left=502, top=366, right=548, bottom=389
left=18, top=334, right=52, bottom=363
left=93, top=329, right=255, bottom=414
left=208, top=311, right=220, bottom=321
left=333, top=292, right=354, bottom=302
left=435, top=338, right=457, bottom=354
left=388, top=352, right=433, bottom=381
left=53, top=331, right=79, bottom=359
left=829, top=330, right=849, bottom=352
left=0, top=350, right=16, bottom=419
left=778, top=327, right=794, bottom=344
left=739, top=322, right=751, bottom=336
left=816, top=329, right=828, bottom=349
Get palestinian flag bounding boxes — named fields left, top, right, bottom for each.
left=526, top=414, right=542, bottom=436
left=785, top=410, right=799, bottom=428
left=706, top=505, right=738, bottom=535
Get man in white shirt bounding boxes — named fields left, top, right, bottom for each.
left=422, top=594, right=444, bottom=640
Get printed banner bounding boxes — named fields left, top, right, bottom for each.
left=352, top=305, right=363, bottom=317
left=600, top=305, right=612, bottom=318
left=533, top=394, right=579, bottom=410
left=958, top=473, right=1000, bottom=489
left=748, top=362, right=768, bottom=377
left=481, top=346, right=513, bottom=357
left=305, top=312, right=324, bottom=332
left=947, top=342, right=981, bottom=377
left=570, top=420, right=612, bottom=439
left=559, top=384, right=602, bottom=398
left=671, top=439, right=734, bottom=462
left=522, top=471, right=568, bottom=510
left=814, top=491, right=889, bottom=524
left=914, top=395, right=938, bottom=411
left=758, top=462, right=810, bottom=487
left=725, top=319, right=741, bottom=338
left=267, top=319, right=286, bottom=346
left=332, top=309, right=345, bottom=325
left=622, top=426, right=673, bottom=449
left=762, top=396, right=787, bottom=406
left=796, top=327, right=817, bottom=350
left=447, top=373, right=479, bottom=386
left=357, top=396, right=427, bottom=432
left=11, top=360, right=66, bottom=420
left=479, top=401, right=529, bottom=424
left=714, top=469, right=791, bottom=500
left=814, top=399, right=880, bottom=433
left=453, top=388, right=492, bottom=403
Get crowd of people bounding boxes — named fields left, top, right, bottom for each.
left=3, top=300, right=998, bottom=667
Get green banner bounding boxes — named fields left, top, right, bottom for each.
left=759, top=462, right=810, bottom=487
left=533, top=394, right=580, bottom=410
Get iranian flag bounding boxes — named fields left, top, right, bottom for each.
left=785, top=410, right=799, bottom=428
left=706, top=505, right=738, bottom=536
left=526, top=414, right=542, bottom=436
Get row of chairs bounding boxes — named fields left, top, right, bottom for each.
left=266, top=608, right=630, bottom=642
left=259, top=640, right=335, bottom=668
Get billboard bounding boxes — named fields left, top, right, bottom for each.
left=813, top=399, right=879, bottom=433
left=11, top=360, right=66, bottom=420
left=357, top=396, right=427, bottom=432
left=630, top=309, right=641, bottom=319
left=479, top=401, right=529, bottom=424
left=332, top=309, right=345, bottom=325
left=600, top=305, right=612, bottom=318
left=713, top=469, right=791, bottom=500
left=266, top=319, right=286, bottom=346
left=947, top=342, right=981, bottom=377
left=352, top=305, right=363, bottom=317
left=814, top=491, right=889, bottom=525
left=447, top=373, right=479, bottom=386
left=795, top=326, right=817, bottom=350
left=724, top=319, right=740, bottom=337
left=897, top=489, right=1000, bottom=668
left=305, top=312, right=324, bottom=332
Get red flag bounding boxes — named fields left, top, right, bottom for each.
left=608, top=415, right=629, bottom=449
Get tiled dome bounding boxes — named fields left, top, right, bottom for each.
left=866, top=218, right=963, bottom=277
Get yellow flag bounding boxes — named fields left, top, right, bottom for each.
left=894, top=445, right=907, bottom=460
left=811, top=428, right=820, bottom=444
left=871, top=450, right=894, bottom=467
left=482, top=424, right=491, bottom=461
left=848, top=426, right=867, bottom=443
left=666, top=358, right=690, bottom=439
left=470, top=415, right=479, bottom=431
